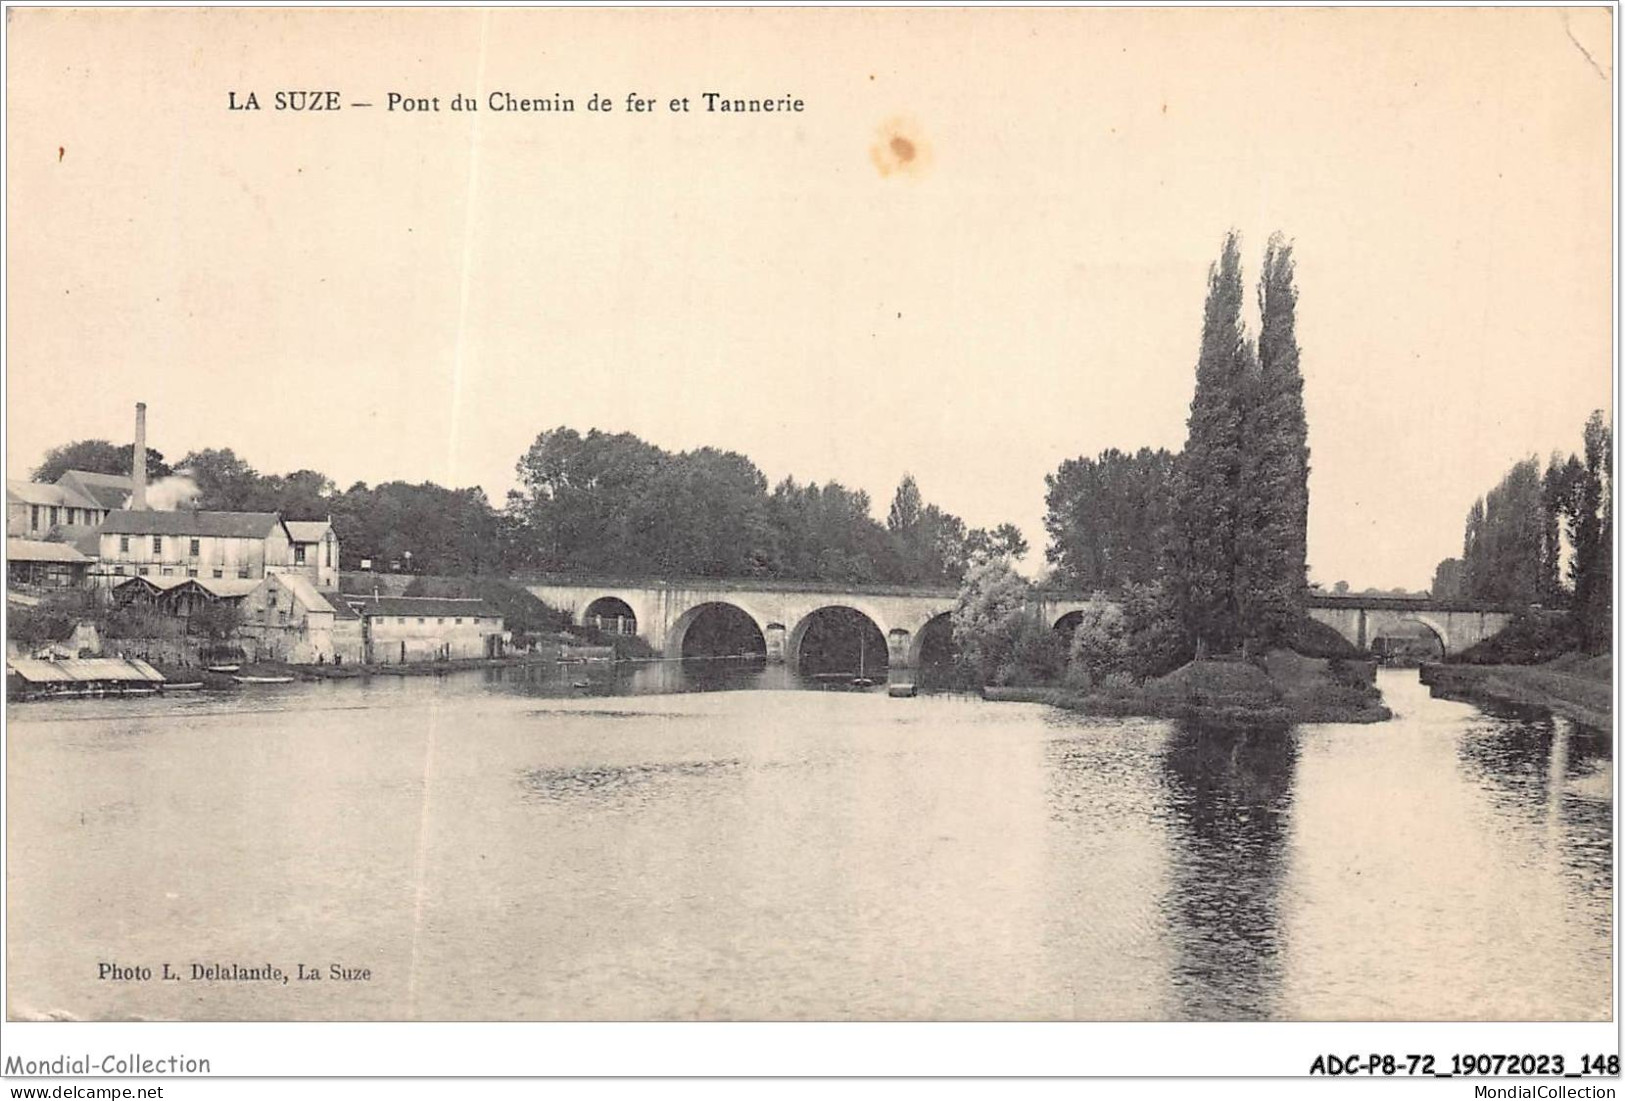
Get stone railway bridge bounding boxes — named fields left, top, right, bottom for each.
left=526, top=576, right=1097, bottom=674
left=526, top=577, right=1522, bottom=672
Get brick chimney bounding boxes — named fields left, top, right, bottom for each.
left=132, top=402, right=148, bottom=510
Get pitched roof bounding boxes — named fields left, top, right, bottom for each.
left=319, top=590, right=362, bottom=620
left=112, top=574, right=191, bottom=593
left=6, top=480, right=98, bottom=510
left=56, top=470, right=133, bottom=511
left=100, top=509, right=286, bottom=539
left=112, top=574, right=261, bottom=599
left=49, top=524, right=104, bottom=557
left=8, top=657, right=165, bottom=684
left=338, top=594, right=500, bottom=619
left=269, top=571, right=330, bottom=613
left=285, top=520, right=332, bottom=543
left=6, top=538, right=90, bottom=563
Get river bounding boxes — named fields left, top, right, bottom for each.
left=5, top=666, right=1611, bottom=1021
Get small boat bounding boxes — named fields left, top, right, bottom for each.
left=570, top=680, right=592, bottom=689
left=164, top=682, right=205, bottom=692
left=207, top=664, right=241, bottom=673
left=232, top=674, right=295, bottom=685
left=851, top=633, right=877, bottom=687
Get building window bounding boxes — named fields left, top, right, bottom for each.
left=437, top=618, right=445, bottom=625
left=186, top=568, right=198, bottom=578
left=30, top=505, right=39, bottom=530
left=119, top=535, right=129, bottom=552
left=418, top=618, right=425, bottom=624
left=152, top=536, right=162, bottom=554
left=213, top=569, right=223, bottom=579
left=397, top=617, right=405, bottom=624
left=238, top=566, right=250, bottom=579
left=189, top=538, right=200, bottom=556
left=325, top=539, right=332, bottom=567
left=161, top=567, right=174, bottom=577
left=113, top=565, right=126, bottom=576
left=48, top=507, right=58, bottom=526
left=455, top=618, right=462, bottom=625
left=137, top=566, right=149, bottom=576
left=294, top=544, right=307, bottom=565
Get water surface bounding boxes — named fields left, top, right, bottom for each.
left=6, top=667, right=1611, bottom=1020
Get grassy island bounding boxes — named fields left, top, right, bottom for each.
left=984, top=649, right=1390, bottom=730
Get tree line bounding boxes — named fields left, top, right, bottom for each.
left=1430, top=410, right=1611, bottom=653
left=30, top=431, right=1026, bottom=586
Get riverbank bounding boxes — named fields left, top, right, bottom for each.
left=985, top=650, right=1391, bottom=729
left=1420, top=654, right=1611, bottom=730
left=141, top=650, right=568, bottom=689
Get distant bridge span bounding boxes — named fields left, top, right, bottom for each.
left=1304, top=593, right=1522, bottom=657
left=525, top=576, right=1096, bottom=672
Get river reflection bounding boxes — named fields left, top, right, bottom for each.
left=1159, top=724, right=1297, bottom=1020
left=5, top=666, right=1611, bottom=1021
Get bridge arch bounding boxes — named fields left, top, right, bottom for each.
left=906, top=612, right=957, bottom=671
left=1409, top=614, right=1450, bottom=658
left=787, top=605, right=889, bottom=677
left=665, top=601, right=768, bottom=660
left=1053, top=609, right=1086, bottom=639
left=583, top=596, right=638, bottom=635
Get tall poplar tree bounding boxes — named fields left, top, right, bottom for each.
left=1236, top=234, right=1310, bottom=645
left=1573, top=411, right=1612, bottom=651
left=1170, top=231, right=1255, bottom=653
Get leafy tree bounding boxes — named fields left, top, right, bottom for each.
left=511, top=427, right=664, bottom=572
left=882, top=475, right=1024, bottom=585
left=1460, top=458, right=1545, bottom=604
left=6, top=590, right=91, bottom=646
left=188, top=600, right=242, bottom=642
left=886, top=474, right=924, bottom=532
left=622, top=447, right=771, bottom=577
left=1572, top=411, right=1611, bottom=651
left=950, top=556, right=1030, bottom=686
left=1235, top=234, right=1310, bottom=646
left=765, top=477, right=891, bottom=583
left=1118, top=580, right=1190, bottom=680
left=32, top=439, right=172, bottom=483
left=1003, top=615, right=1068, bottom=687
left=1538, top=453, right=1574, bottom=605
left=1044, top=447, right=1175, bottom=590
left=1454, top=410, right=1610, bottom=655
left=177, top=448, right=268, bottom=511
left=334, top=482, right=501, bottom=575
left=1430, top=558, right=1463, bottom=600
left=1066, top=599, right=1131, bottom=686
left=1168, top=231, right=1255, bottom=653
left=966, top=522, right=1029, bottom=565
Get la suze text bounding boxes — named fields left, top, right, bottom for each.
left=226, top=91, right=805, bottom=114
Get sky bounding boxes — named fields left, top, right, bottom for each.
left=6, top=8, right=1614, bottom=591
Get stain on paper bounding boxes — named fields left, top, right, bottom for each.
left=870, top=117, right=930, bottom=178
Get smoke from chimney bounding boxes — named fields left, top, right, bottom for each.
left=145, top=474, right=199, bottom=511
left=132, top=402, right=148, bottom=511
